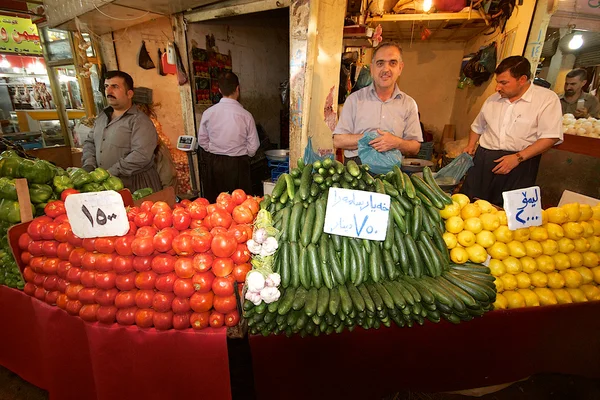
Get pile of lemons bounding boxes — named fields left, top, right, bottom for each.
left=440, top=195, right=600, bottom=310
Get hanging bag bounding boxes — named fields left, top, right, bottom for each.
left=158, top=48, right=166, bottom=76
left=138, top=41, right=155, bottom=70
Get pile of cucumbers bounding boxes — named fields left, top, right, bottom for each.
left=247, top=159, right=496, bottom=337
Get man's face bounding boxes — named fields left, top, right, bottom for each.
left=105, top=77, right=133, bottom=109
left=371, top=46, right=404, bottom=91
left=564, top=76, right=585, bottom=97
left=495, top=71, right=527, bottom=100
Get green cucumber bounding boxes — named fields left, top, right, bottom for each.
left=403, top=172, right=416, bottom=199
left=289, top=202, right=304, bottom=242
left=311, top=198, right=326, bottom=244
left=316, top=286, right=329, bottom=317
left=404, top=234, right=424, bottom=278
left=277, top=287, right=297, bottom=315
left=410, top=174, right=445, bottom=210
left=289, top=242, right=300, bottom=288
left=423, top=166, right=452, bottom=206
left=271, top=174, right=287, bottom=199
left=329, top=287, right=341, bottom=315
left=292, top=287, right=308, bottom=310
left=306, top=243, right=323, bottom=288
left=299, top=243, right=311, bottom=289
left=299, top=163, right=313, bottom=200
left=338, top=284, right=354, bottom=315
left=300, top=202, right=316, bottom=247
left=280, top=242, right=290, bottom=288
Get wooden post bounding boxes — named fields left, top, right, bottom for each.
left=14, top=179, right=33, bottom=223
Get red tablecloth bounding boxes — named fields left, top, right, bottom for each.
left=250, top=302, right=600, bottom=400
left=0, top=285, right=231, bottom=400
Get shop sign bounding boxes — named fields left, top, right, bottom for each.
left=0, top=16, right=42, bottom=55
left=324, top=187, right=390, bottom=241
left=576, top=0, right=600, bottom=15
left=65, top=191, right=129, bottom=238
left=503, top=186, right=542, bottom=231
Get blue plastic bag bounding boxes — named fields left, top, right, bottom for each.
left=357, top=131, right=403, bottom=175
left=303, top=136, right=333, bottom=165
left=435, top=152, right=474, bottom=183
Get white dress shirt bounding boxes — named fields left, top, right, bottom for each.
left=471, top=83, right=563, bottom=152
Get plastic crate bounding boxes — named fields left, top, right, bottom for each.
left=417, top=141, right=434, bottom=161
left=20, top=141, right=43, bottom=150
left=268, top=159, right=289, bottom=181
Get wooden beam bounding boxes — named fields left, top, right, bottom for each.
left=428, top=19, right=450, bottom=40
left=446, top=20, right=470, bottom=42
left=368, top=12, right=484, bottom=23
left=185, top=0, right=290, bottom=22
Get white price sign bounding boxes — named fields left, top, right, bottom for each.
left=323, top=188, right=390, bottom=241
left=502, top=186, right=542, bottom=231
left=65, top=191, right=130, bottom=238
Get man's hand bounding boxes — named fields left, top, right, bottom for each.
left=82, top=164, right=96, bottom=173
left=463, top=144, right=477, bottom=156
left=369, top=129, right=400, bottom=152
left=574, top=107, right=588, bottom=118
left=492, top=154, right=520, bottom=175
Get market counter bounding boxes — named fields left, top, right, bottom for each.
left=0, top=285, right=232, bottom=400
left=249, top=301, right=600, bottom=400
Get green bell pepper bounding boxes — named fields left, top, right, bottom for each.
left=55, top=167, right=68, bottom=177
left=18, top=159, right=54, bottom=184
left=0, top=178, right=17, bottom=201
left=0, top=199, right=21, bottom=223
left=90, top=167, right=110, bottom=183
left=103, top=176, right=124, bottom=191
left=132, top=187, right=154, bottom=200
left=0, top=156, right=23, bottom=178
left=35, top=202, right=47, bottom=217
left=52, top=175, right=74, bottom=193
left=0, top=150, right=19, bottom=159
left=81, top=182, right=105, bottom=192
left=29, top=183, right=54, bottom=204
left=72, top=170, right=93, bottom=188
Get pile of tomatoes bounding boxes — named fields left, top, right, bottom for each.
left=18, top=189, right=258, bottom=330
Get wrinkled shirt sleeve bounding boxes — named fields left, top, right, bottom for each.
left=81, top=121, right=98, bottom=169
left=333, top=95, right=357, bottom=134
left=107, top=114, right=157, bottom=177
left=403, top=98, right=423, bottom=142
left=471, top=101, right=488, bottom=135
left=537, top=95, right=564, bottom=143
left=246, top=117, right=260, bottom=157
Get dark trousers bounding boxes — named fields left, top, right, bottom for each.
left=200, top=151, right=252, bottom=203
left=461, top=146, right=541, bottom=207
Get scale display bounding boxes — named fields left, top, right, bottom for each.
left=176, top=135, right=196, bottom=151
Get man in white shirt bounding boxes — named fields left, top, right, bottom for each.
left=461, top=56, right=563, bottom=206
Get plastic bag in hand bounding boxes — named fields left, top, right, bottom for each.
left=303, top=136, right=333, bottom=165
left=435, top=152, right=474, bottom=184
left=357, top=131, right=403, bottom=175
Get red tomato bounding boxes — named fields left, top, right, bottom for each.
left=80, top=270, right=96, bottom=288
left=155, top=272, right=177, bottom=292
left=53, top=214, right=69, bottom=224
left=42, top=241, right=58, bottom=257
left=194, top=198, right=210, bottom=206
left=28, top=241, right=43, bottom=257
left=116, top=307, right=137, bottom=325
left=173, top=312, right=192, bottom=330
left=209, top=311, right=225, bottom=328
left=135, top=271, right=157, bottom=290
left=65, top=300, right=83, bottom=316
left=210, top=226, right=228, bottom=236
left=209, top=209, right=233, bottom=229
left=115, top=272, right=137, bottom=291
left=54, top=223, right=71, bottom=243
left=172, top=297, right=191, bottom=314
left=44, top=200, right=66, bottom=218
left=153, top=212, right=173, bottom=230
left=231, top=189, right=247, bottom=205
left=231, top=243, right=251, bottom=264
left=56, top=293, right=68, bottom=309
left=190, top=291, right=214, bottom=313
left=172, top=208, right=192, bottom=230
left=212, top=257, right=234, bottom=277
left=230, top=224, right=252, bottom=244
left=213, top=294, right=237, bottom=314
left=78, top=287, right=98, bottom=304
left=81, top=252, right=98, bottom=270
left=97, top=306, right=117, bottom=324
left=191, top=230, right=213, bottom=253
left=94, top=237, right=116, bottom=254
left=43, top=275, right=59, bottom=291
left=174, top=257, right=194, bottom=279
left=68, top=248, right=85, bottom=267
left=172, top=233, right=193, bottom=256
left=42, top=258, right=59, bottom=275
left=216, top=193, right=235, bottom=213
left=153, top=311, right=174, bottom=330
left=127, top=206, right=141, bottom=221
left=33, top=273, right=45, bottom=286
left=29, top=256, right=44, bottom=273
left=232, top=263, right=251, bottom=283
left=173, top=278, right=195, bottom=298
left=82, top=238, right=96, bottom=252
left=23, top=282, right=36, bottom=296
left=225, top=310, right=240, bottom=327
left=152, top=292, right=175, bottom=313
left=232, top=205, right=254, bottom=224
left=131, top=236, right=154, bottom=257
left=57, top=242, right=74, bottom=261
left=187, top=202, right=207, bottom=220
left=192, top=253, right=213, bottom=273
left=153, top=229, right=175, bottom=253
left=135, top=289, right=155, bottom=309
left=241, top=198, right=259, bottom=216
left=150, top=201, right=171, bottom=215
left=115, top=290, right=138, bottom=308
left=20, top=251, right=32, bottom=266
left=57, top=278, right=68, bottom=293
left=22, top=267, right=35, bottom=283
left=135, top=309, right=154, bottom=328
left=95, top=253, right=116, bottom=272
left=95, top=271, right=117, bottom=290
left=18, top=233, right=32, bottom=250
left=127, top=221, right=137, bottom=236
left=60, top=188, right=79, bottom=202
left=65, top=267, right=82, bottom=284
left=136, top=226, right=157, bottom=237
left=94, top=288, right=118, bottom=306
left=79, top=304, right=100, bottom=322
left=151, top=254, right=176, bottom=274
left=114, top=235, right=135, bottom=256
left=180, top=199, right=192, bottom=208
left=134, top=212, right=153, bottom=227
left=27, top=216, right=52, bottom=240
left=211, top=233, right=237, bottom=258
left=114, top=255, right=134, bottom=274
left=140, top=200, right=154, bottom=214
left=132, top=255, right=153, bottom=272
left=190, top=311, right=210, bottom=329
left=40, top=222, right=59, bottom=240
left=192, top=271, right=215, bottom=293
left=33, top=286, right=47, bottom=301
left=45, top=290, right=60, bottom=306
left=212, top=276, right=235, bottom=297
left=190, top=219, right=204, bottom=229
left=67, top=230, right=83, bottom=247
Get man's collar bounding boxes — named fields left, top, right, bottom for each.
left=369, top=83, right=403, bottom=101
left=103, top=104, right=137, bottom=117
left=495, top=82, right=534, bottom=103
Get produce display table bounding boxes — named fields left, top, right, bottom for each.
left=250, top=302, right=600, bottom=400
left=0, top=285, right=231, bottom=400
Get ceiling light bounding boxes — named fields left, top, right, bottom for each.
left=423, top=0, right=433, bottom=12
left=0, top=55, right=10, bottom=69
left=568, top=34, right=583, bottom=50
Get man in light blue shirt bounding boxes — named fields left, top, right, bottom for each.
left=197, top=72, right=260, bottom=201
left=333, top=42, right=422, bottom=163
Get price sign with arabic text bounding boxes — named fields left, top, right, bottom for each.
left=503, top=186, right=542, bottom=231
left=65, top=191, right=129, bottom=238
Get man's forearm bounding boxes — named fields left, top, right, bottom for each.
left=519, top=138, right=559, bottom=161
left=397, top=139, right=420, bottom=156
left=468, top=130, right=479, bottom=148
left=333, top=133, right=362, bottom=150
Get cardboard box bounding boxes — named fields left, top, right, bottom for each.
left=263, top=180, right=275, bottom=196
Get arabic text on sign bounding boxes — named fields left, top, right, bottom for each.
left=502, top=186, right=543, bottom=231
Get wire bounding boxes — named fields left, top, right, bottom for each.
left=93, top=1, right=150, bottom=21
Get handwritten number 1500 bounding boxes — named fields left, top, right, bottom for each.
left=81, top=205, right=117, bottom=227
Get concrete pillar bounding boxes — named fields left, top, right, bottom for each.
left=524, top=0, right=559, bottom=78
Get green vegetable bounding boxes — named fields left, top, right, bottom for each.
left=0, top=178, right=17, bottom=200
left=0, top=156, right=23, bottom=178
left=90, top=167, right=110, bottom=183
left=81, top=182, right=105, bottom=192
left=132, top=187, right=153, bottom=200
left=52, top=175, right=74, bottom=193
left=71, top=170, right=93, bottom=188
left=103, top=176, right=124, bottom=191
left=0, top=199, right=21, bottom=223
left=29, top=183, right=54, bottom=204
left=18, top=159, right=54, bottom=184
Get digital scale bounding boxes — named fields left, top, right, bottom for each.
left=176, top=135, right=199, bottom=196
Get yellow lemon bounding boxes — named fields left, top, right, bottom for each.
left=580, top=221, right=594, bottom=238
left=463, top=217, right=483, bottom=234
left=533, top=288, right=558, bottom=306
left=546, top=207, right=568, bottom=224
left=580, top=285, right=600, bottom=301
left=503, top=290, right=526, bottom=309
left=573, top=238, right=590, bottom=253
left=524, top=240, right=543, bottom=258
left=562, top=203, right=581, bottom=222
left=442, top=232, right=458, bottom=249
left=503, top=256, right=522, bottom=274
left=529, top=226, right=548, bottom=241
left=563, top=222, right=584, bottom=239
left=579, top=204, right=593, bottom=221
left=535, top=255, right=556, bottom=273
left=560, top=269, right=583, bottom=288
left=457, top=230, right=476, bottom=247
left=518, top=288, right=540, bottom=307
left=515, top=272, right=531, bottom=289
left=593, top=204, right=600, bottom=220
left=553, top=253, right=571, bottom=270
left=445, top=216, right=464, bottom=234
left=557, top=237, right=575, bottom=253
left=540, top=239, right=559, bottom=256
left=546, top=223, right=564, bottom=240
left=488, top=242, right=510, bottom=260
left=451, top=193, right=470, bottom=209
left=573, top=267, right=594, bottom=284
left=541, top=209, right=548, bottom=225
left=493, top=293, right=508, bottom=310
left=582, top=252, right=599, bottom=268
left=475, top=199, right=496, bottom=214
left=461, top=203, right=481, bottom=220
left=493, top=226, right=514, bottom=243
left=521, top=256, right=538, bottom=273
left=479, top=214, right=500, bottom=233
left=507, top=240, right=527, bottom=258
left=529, top=271, right=548, bottom=288
left=567, top=251, right=584, bottom=269
left=552, top=288, right=573, bottom=304
left=476, top=230, right=496, bottom=248
left=547, top=272, right=565, bottom=289
left=593, top=267, right=600, bottom=284
left=489, top=259, right=507, bottom=277
left=513, top=228, right=530, bottom=242
left=565, top=288, right=587, bottom=303
left=466, top=244, right=488, bottom=263
left=496, top=210, right=508, bottom=226
left=450, top=247, right=469, bottom=264
left=592, top=220, right=600, bottom=236
left=588, top=236, right=600, bottom=253
left=500, top=274, right=518, bottom=291
left=439, top=201, right=461, bottom=219
left=494, top=277, right=504, bottom=293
